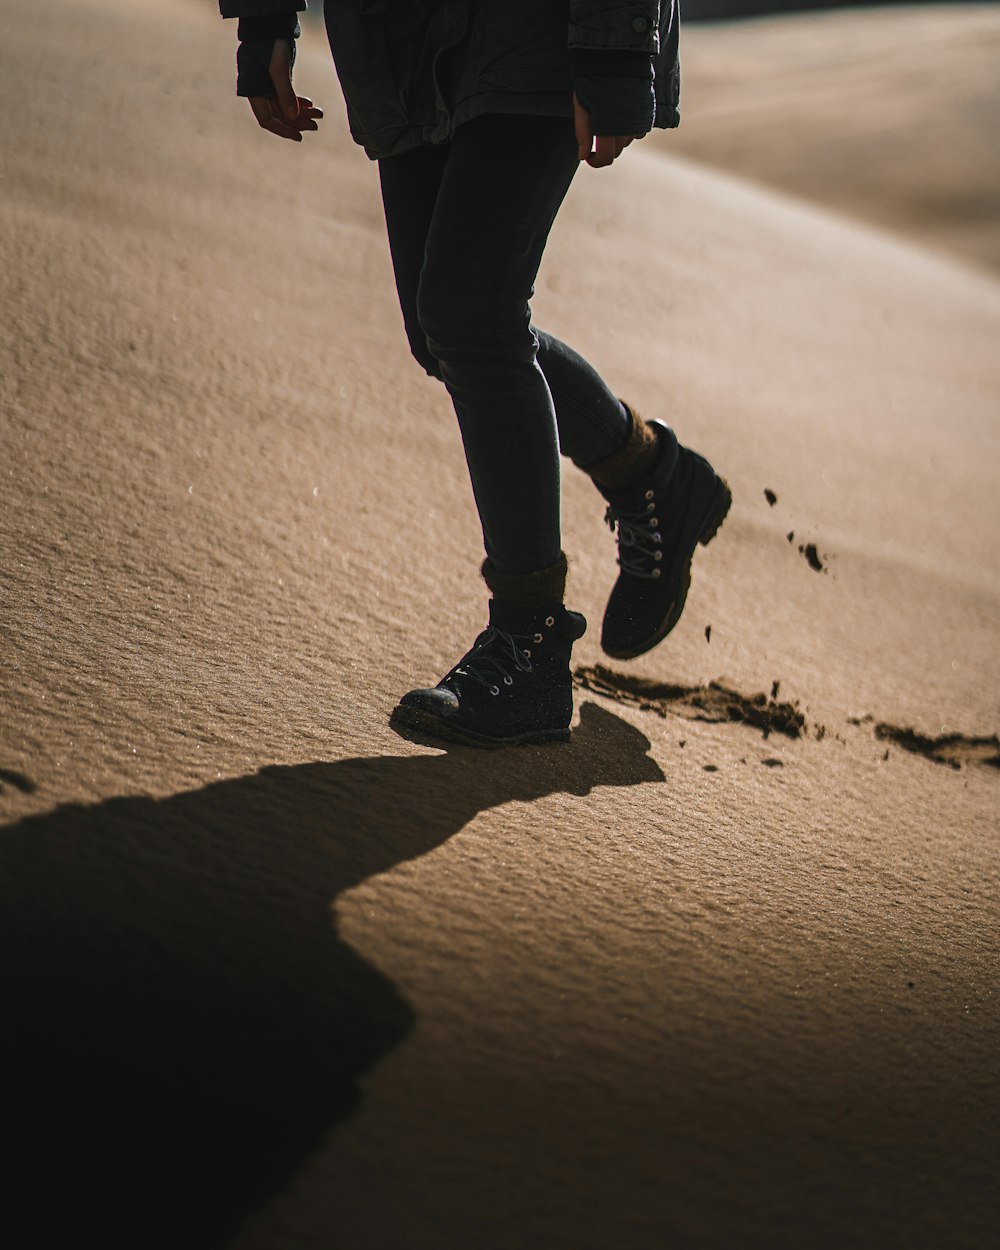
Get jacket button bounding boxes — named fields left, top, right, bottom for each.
left=631, top=16, right=650, bottom=33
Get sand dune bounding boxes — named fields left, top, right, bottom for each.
left=2, top=1, right=998, bottom=1247
left=662, top=4, right=1000, bottom=272
left=682, top=0, right=963, bottom=16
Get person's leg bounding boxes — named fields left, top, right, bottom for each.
left=376, top=128, right=652, bottom=519
left=409, top=112, right=580, bottom=576
left=377, top=142, right=450, bottom=380
left=532, top=317, right=732, bottom=663
left=535, top=330, right=634, bottom=469
left=376, top=115, right=728, bottom=704
left=382, top=115, right=592, bottom=745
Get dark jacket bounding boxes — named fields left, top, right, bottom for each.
left=220, top=2, right=681, bottom=159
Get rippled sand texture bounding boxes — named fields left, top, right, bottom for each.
left=2, top=2, right=998, bottom=1248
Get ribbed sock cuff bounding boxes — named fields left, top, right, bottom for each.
left=481, top=553, right=567, bottom=605
left=587, top=402, right=661, bottom=488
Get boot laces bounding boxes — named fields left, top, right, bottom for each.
left=447, top=625, right=545, bottom=696
left=605, top=490, right=664, bottom=580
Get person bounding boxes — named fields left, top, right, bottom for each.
left=219, top=1, right=730, bottom=748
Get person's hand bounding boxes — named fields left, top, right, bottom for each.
left=573, top=93, right=639, bottom=168
left=247, top=38, right=323, bottom=142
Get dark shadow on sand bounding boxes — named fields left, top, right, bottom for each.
left=0, top=702, right=661, bottom=1250
left=0, top=767, right=36, bottom=794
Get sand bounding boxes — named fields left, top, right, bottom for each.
left=662, top=4, right=1000, bottom=272
left=1, top=2, right=997, bottom=1247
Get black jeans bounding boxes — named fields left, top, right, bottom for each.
left=378, top=113, right=631, bottom=576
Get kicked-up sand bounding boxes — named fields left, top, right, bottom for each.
left=1, top=2, right=997, bottom=1247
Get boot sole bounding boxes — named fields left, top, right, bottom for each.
left=602, top=467, right=732, bottom=661
left=390, top=703, right=571, bottom=750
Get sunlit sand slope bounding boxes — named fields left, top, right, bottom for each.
left=662, top=4, right=1000, bottom=272
left=1, top=3, right=997, bottom=1248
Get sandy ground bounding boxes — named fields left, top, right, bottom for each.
left=1, top=2, right=998, bottom=1247
left=665, top=4, right=1000, bottom=273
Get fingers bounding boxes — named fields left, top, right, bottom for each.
left=588, top=135, right=617, bottom=168
left=588, top=135, right=622, bottom=168
left=249, top=94, right=301, bottom=140
left=296, top=97, right=324, bottom=130
left=586, top=133, right=641, bottom=168
left=247, top=94, right=323, bottom=143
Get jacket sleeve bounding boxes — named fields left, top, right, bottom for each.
left=220, top=2, right=305, bottom=98
left=219, top=2, right=306, bottom=18
left=568, top=1, right=661, bottom=54
left=569, top=3, right=659, bottom=136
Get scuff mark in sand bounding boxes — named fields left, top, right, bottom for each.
left=574, top=665, right=807, bottom=739
left=873, top=723, right=1000, bottom=771
left=577, top=673, right=999, bottom=775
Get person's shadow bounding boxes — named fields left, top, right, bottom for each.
left=0, top=702, right=661, bottom=1250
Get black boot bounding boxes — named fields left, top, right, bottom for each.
left=591, top=407, right=731, bottom=660
left=390, top=556, right=587, bottom=749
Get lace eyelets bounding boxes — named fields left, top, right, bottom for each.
left=654, top=550, right=662, bottom=561
left=523, top=649, right=531, bottom=658
left=644, top=489, right=654, bottom=500
left=503, top=675, right=513, bottom=685
left=646, top=501, right=655, bottom=512
left=649, top=517, right=658, bottom=527
left=533, top=633, right=543, bottom=643
left=489, top=685, right=500, bottom=696
left=545, top=616, right=555, bottom=627
left=652, top=569, right=661, bottom=578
